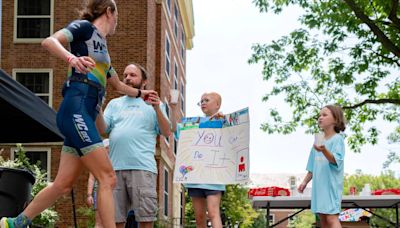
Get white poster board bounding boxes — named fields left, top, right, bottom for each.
left=173, top=108, right=250, bottom=184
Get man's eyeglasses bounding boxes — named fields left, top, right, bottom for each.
left=197, top=98, right=210, bottom=106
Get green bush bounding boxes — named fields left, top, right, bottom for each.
left=0, top=144, right=59, bottom=227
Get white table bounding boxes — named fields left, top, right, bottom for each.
left=252, top=195, right=400, bottom=227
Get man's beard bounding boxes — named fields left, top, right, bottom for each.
left=125, top=81, right=142, bottom=89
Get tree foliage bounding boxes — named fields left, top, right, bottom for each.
left=221, top=185, right=259, bottom=227
left=0, top=144, right=58, bottom=227
left=184, top=185, right=259, bottom=227
left=344, top=170, right=400, bottom=227
left=288, top=210, right=315, bottom=228
left=249, top=0, right=400, bottom=153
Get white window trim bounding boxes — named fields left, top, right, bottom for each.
left=165, top=0, right=171, bottom=16
left=165, top=32, right=171, bottom=82
left=13, top=0, right=54, bottom=43
left=173, top=137, right=178, bottom=156
left=163, top=97, right=171, bottom=147
left=164, top=136, right=170, bottom=147
left=180, top=39, right=185, bottom=64
left=174, top=18, right=178, bottom=39
left=10, top=147, right=52, bottom=181
left=269, top=214, right=275, bottom=224
left=12, top=68, right=53, bottom=108
left=163, top=168, right=169, bottom=217
left=173, top=58, right=178, bottom=90
left=180, top=78, right=185, bottom=115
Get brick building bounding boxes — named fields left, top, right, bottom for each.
left=0, top=0, right=194, bottom=227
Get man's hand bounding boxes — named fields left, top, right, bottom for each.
left=144, top=91, right=161, bottom=107
left=140, top=90, right=157, bottom=99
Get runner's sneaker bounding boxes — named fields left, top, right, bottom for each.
left=0, top=217, right=14, bottom=228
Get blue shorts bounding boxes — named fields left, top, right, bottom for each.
left=187, top=188, right=224, bottom=198
left=57, top=81, right=104, bottom=156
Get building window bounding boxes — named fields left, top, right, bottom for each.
left=164, top=168, right=169, bottom=216
left=268, top=214, right=275, bottom=225
left=180, top=191, right=184, bottom=224
left=11, top=147, right=51, bottom=181
left=165, top=101, right=170, bottom=118
left=174, top=62, right=178, bottom=89
left=174, top=138, right=178, bottom=155
left=14, top=0, right=53, bottom=42
left=173, top=2, right=179, bottom=39
left=180, top=79, right=185, bottom=113
left=164, top=101, right=170, bottom=145
left=166, top=0, right=171, bottom=15
left=165, top=34, right=171, bottom=80
left=13, top=69, right=53, bottom=107
left=181, top=30, right=186, bottom=63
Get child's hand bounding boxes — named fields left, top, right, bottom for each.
left=313, top=144, right=327, bottom=152
left=210, top=112, right=224, bottom=120
left=298, top=183, right=307, bottom=193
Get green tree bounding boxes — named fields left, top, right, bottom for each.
left=184, top=185, right=259, bottom=227
left=0, top=144, right=58, bottom=227
left=184, top=191, right=196, bottom=227
left=288, top=210, right=315, bottom=228
left=249, top=0, right=400, bottom=156
left=344, top=170, right=400, bottom=227
left=221, top=185, right=259, bottom=227
left=251, top=209, right=267, bottom=228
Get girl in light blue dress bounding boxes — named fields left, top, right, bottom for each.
left=298, top=105, right=346, bottom=227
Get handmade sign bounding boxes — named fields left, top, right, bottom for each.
left=173, top=108, right=250, bottom=184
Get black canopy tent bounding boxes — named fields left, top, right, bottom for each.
left=0, top=69, right=64, bottom=143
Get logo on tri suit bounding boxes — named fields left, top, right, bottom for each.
left=93, top=40, right=107, bottom=54
left=73, top=114, right=92, bottom=143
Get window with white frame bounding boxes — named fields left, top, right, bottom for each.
left=180, top=191, right=184, bottom=224
left=13, top=69, right=53, bottom=107
left=164, top=168, right=169, bottom=216
left=165, top=34, right=171, bottom=80
left=164, top=100, right=170, bottom=144
left=174, top=62, right=178, bottom=89
left=181, top=30, right=185, bottom=63
left=268, top=214, right=275, bottom=225
left=180, top=79, right=185, bottom=113
left=166, top=0, right=171, bottom=15
left=173, top=2, right=179, bottom=39
left=174, top=138, right=178, bottom=155
left=14, top=0, right=53, bottom=42
left=11, top=147, right=51, bottom=181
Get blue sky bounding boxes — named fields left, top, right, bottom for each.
left=185, top=0, right=400, bottom=176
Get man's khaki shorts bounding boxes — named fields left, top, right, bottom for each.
left=113, top=170, right=158, bottom=223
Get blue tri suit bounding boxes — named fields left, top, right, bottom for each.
left=57, top=20, right=117, bottom=156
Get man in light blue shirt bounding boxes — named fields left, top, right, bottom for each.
left=97, top=63, right=171, bottom=228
